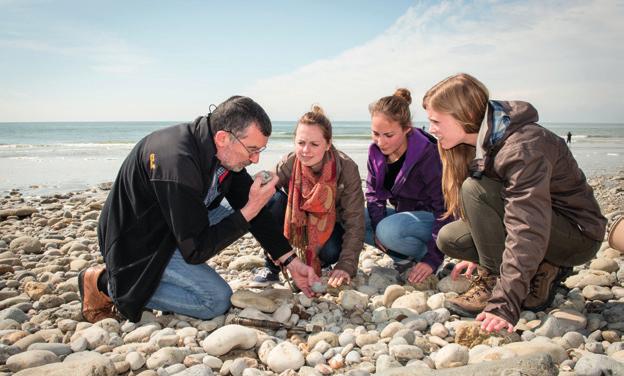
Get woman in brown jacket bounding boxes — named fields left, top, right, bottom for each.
left=423, top=73, right=606, bottom=333
left=253, top=105, right=365, bottom=288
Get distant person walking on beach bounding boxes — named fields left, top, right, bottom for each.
left=365, top=88, right=450, bottom=283
left=567, top=131, right=572, bottom=144
left=79, top=96, right=321, bottom=323
left=252, top=105, right=365, bottom=288
left=424, top=73, right=606, bottom=333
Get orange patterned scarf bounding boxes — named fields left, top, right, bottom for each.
left=284, top=151, right=337, bottom=276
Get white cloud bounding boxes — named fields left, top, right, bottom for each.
left=245, top=0, right=624, bottom=122
left=0, top=32, right=152, bottom=74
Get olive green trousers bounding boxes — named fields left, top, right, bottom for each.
left=436, top=176, right=600, bottom=274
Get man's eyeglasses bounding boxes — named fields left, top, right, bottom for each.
left=227, top=131, right=266, bottom=157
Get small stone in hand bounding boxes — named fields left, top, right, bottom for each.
left=311, top=281, right=326, bottom=293
left=259, top=171, right=272, bottom=186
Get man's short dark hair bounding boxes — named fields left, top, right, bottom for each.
left=210, top=96, right=272, bottom=137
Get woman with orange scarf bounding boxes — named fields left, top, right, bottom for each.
left=253, top=105, right=365, bottom=288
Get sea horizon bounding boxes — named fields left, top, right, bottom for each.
left=1, top=121, right=623, bottom=196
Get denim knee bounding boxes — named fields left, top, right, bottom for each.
left=375, top=217, right=401, bottom=247
left=196, top=283, right=233, bottom=320
left=209, top=284, right=233, bottom=318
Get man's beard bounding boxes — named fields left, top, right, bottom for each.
left=220, top=157, right=250, bottom=173
left=226, top=163, right=246, bottom=172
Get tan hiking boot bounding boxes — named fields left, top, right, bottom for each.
left=446, top=267, right=497, bottom=317
left=522, top=260, right=572, bottom=312
left=78, top=265, right=118, bottom=323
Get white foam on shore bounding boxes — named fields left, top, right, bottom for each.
left=2, top=138, right=623, bottom=195
left=0, top=142, right=133, bottom=148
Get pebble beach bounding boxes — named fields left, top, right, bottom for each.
left=1, top=172, right=623, bottom=376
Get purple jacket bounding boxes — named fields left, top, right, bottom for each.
left=366, top=128, right=449, bottom=270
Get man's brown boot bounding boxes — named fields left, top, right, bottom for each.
left=522, top=260, right=572, bottom=312
left=446, top=267, right=497, bottom=317
left=78, top=265, right=118, bottom=323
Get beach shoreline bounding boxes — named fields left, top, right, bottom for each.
left=3, top=141, right=624, bottom=198
left=2, top=120, right=624, bottom=196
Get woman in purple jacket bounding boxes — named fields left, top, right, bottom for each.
left=366, top=88, right=449, bottom=283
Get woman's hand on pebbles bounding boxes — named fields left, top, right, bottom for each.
left=476, top=311, right=514, bottom=333
left=286, top=257, right=321, bottom=297
left=407, top=262, right=433, bottom=283
left=328, top=269, right=350, bottom=288
left=450, top=260, right=477, bottom=280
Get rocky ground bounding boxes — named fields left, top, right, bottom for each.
left=0, top=171, right=623, bottom=376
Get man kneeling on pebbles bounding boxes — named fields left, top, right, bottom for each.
left=79, top=96, right=321, bottom=323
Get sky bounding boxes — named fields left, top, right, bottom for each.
left=1, top=0, right=623, bottom=123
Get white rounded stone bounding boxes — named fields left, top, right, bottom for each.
left=338, top=290, right=369, bottom=310
left=201, top=325, right=257, bottom=356
left=391, top=291, right=428, bottom=314
left=389, top=344, right=424, bottom=361
left=271, top=304, right=292, bottom=323
left=345, top=350, right=361, bottom=365
left=124, top=323, right=161, bottom=343
left=502, top=338, right=568, bottom=363
left=339, top=332, right=356, bottom=347
left=125, top=351, right=146, bottom=370
left=432, top=343, right=469, bottom=369
left=306, top=351, right=325, bottom=366
left=74, top=325, right=110, bottom=349
left=382, top=285, right=405, bottom=307
left=202, top=355, right=223, bottom=369
left=430, top=322, right=449, bottom=338
left=427, top=292, right=446, bottom=310
left=258, top=339, right=276, bottom=365
left=6, top=350, right=59, bottom=372
left=145, top=346, right=187, bottom=369
left=266, top=341, right=305, bottom=373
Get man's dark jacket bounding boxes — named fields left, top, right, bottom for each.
left=97, top=116, right=291, bottom=322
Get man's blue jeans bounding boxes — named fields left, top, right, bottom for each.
left=145, top=204, right=233, bottom=320
left=365, top=207, right=434, bottom=262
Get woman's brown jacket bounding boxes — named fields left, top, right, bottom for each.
left=275, top=147, right=365, bottom=277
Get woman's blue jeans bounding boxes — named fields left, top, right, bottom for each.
left=365, top=207, right=434, bottom=262
left=145, top=203, right=234, bottom=320
left=264, top=191, right=343, bottom=272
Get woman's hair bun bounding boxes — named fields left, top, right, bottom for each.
left=310, top=104, right=325, bottom=116
left=393, top=88, right=412, bottom=105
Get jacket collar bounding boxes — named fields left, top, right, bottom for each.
left=192, top=115, right=220, bottom=184
left=470, top=100, right=540, bottom=177
left=369, top=127, right=433, bottom=195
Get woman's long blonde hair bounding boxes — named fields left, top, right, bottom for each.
left=422, top=73, right=489, bottom=219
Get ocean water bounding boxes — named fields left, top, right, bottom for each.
left=1, top=120, right=623, bottom=195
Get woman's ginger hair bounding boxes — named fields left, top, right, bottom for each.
left=295, top=104, right=332, bottom=143
left=422, top=73, right=489, bottom=219
left=369, top=88, right=413, bottom=129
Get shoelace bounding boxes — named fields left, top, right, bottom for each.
left=110, top=305, right=121, bottom=319
left=528, top=269, right=549, bottom=295
left=257, top=268, right=276, bottom=279
left=466, top=275, right=491, bottom=298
